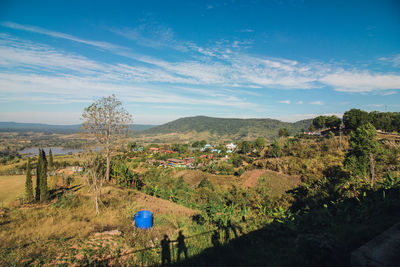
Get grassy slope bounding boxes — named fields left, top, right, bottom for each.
left=136, top=116, right=312, bottom=141
left=240, top=169, right=301, bottom=197
left=0, top=175, right=27, bottom=205
left=173, top=170, right=240, bottom=189
left=0, top=183, right=200, bottom=265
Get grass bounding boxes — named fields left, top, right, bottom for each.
left=0, top=175, right=27, bottom=206
left=0, top=179, right=204, bottom=266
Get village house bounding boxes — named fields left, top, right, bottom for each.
left=226, top=143, right=237, bottom=151
left=149, top=147, right=160, bottom=153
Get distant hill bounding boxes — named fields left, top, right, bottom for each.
left=0, top=122, right=157, bottom=134
left=137, top=116, right=312, bottom=141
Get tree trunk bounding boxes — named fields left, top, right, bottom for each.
left=106, top=148, right=110, bottom=181
left=95, top=194, right=99, bottom=215
left=369, top=153, right=375, bottom=187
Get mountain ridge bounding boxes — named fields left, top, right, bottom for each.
left=138, top=115, right=313, bottom=140
left=0, top=122, right=157, bottom=133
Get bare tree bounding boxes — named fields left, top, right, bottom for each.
left=83, top=152, right=105, bottom=214
left=81, top=95, right=132, bottom=181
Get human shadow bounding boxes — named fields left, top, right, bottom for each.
left=175, top=231, right=188, bottom=262
left=161, top=234, right=172, bottom=265
left=171, top=186, right=400, bottom=267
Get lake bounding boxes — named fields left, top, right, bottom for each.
left=18, top=147, right=82, bottom=156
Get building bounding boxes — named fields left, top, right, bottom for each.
left=226, top=143, right=237, bottom=151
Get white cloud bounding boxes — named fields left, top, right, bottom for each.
left=0, top=111, right=82, bottom=124
left=239, top=29, right=254, bottom=33
left=1, top=22, right=124, bottom=51
left=319, top=71, right=400, bottom=92
left=379, top=54, right=400, bottom=67
left=297, top=101, right=303, bottom=104
left=274, top=113, right=316, bottom=122
left=310, top=101, right=324, bottom=105
left=278, top=100, right=291, bottom=104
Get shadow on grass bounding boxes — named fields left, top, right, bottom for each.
left=49, top=184, right=82, bottom=200
left=171, top=187, right=400, bottom=267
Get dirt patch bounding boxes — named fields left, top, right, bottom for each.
left=240, top=169, right=301, bottom=197
left=56, top=167, right=74, bottom=176
left=130, top=191, right=199, bottom=217
left=173, top=170, right=239, bottom=189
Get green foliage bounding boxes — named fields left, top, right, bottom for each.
left=270, top=139, right=282, bottom=158
left=25, top=158, right=34, bottom=203
left=344, top=123, right=379, bottom=180
left=254, top=137, right=265, bottom=150
left=198, top=177, right=214, bottom=190
left=343, top=108, right=370, bottom=132
left=313, top=115, right=341, bottom=130
left=48, top=148, right=54, bottom=170
left=172, top=143, right=189, bottom=153
left=111, top=159, right=136, bottom=187
left=278, top=128, right=290, bottom=137
left=35, top=148, right=41, bottom=201
left=192, top=140, right=207, bottom=148
left=231, top=154, right=243, bottom=167
left=127, top=141, right=137, bottom=151
left=380, top=173, right=400, bottom=189
left=238, top=141, right=253, bottom=154
left=235, top=168, right=245, bottom=177
left=142, top=116, right=311, bottom=139
left=39, top=149, right=49, bottom=202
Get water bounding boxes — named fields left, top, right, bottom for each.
left=18, top=147, right=82, bottom=156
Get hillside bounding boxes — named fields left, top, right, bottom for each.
left=136, top=116, right=312, bottom=141
left=0, top=122, right=157, bottom=133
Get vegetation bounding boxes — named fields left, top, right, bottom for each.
left=140, top=116, right=312, bottom=140
left=24, top=159, right=34, bottom=203
left=0, top=108, right=399, bottom=265
left=82, top=94, right=133, bottom=181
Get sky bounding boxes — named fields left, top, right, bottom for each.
left=0, top=0, right=400, bottom=125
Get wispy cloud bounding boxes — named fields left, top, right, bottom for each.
left=278, top=100, right=291, bottom=104
left=319, top=71, right=400, bottom=92
left=379, top=54, right=400, bottom=67
left=239, top=29, right=254, bottom=33
left=310, top=100, right=324, bottom=105
left=1, top=22, right=124, bottom=51
left=6, top=22, right=400, bottom=93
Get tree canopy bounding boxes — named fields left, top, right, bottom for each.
left=82, top=95, right=132, bottom=181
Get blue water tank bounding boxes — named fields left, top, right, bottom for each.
left=134, top=210, right=153, bottom=229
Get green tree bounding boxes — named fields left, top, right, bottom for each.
left=127, top=141, right=137, bottom=151
left=254, top=137, right=265, bottom=150
left=312, top=116, right=326, bottom=130
left=82, top=95, right=133, bottom=181
left=343, top=108, right=370, bottom=132
left=238, top=141, right=253, bottom=154
left=344, top=123, right=380, bottom=186
left=25, top=158, right=34, bottom=203
left=325, top=115, right=341, bottom=129
left=270, top=139, right=282, bottom=171
left=39, top=149, right=49, bottom=201
left=278, top=128, right=290, bottom=137
left=35, top=148, right=41, bottom=201
left=48, top=148, right=54, bottom=170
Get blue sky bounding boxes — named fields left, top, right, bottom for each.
left=0, top=0, right=399, bottom=124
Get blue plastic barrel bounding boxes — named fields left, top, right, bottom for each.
left=134, top=210, right=153, bottom=229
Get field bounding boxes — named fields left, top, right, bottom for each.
left=0, top=179, right=204, bottom=266
left=0, top=175, right=27, bottom=206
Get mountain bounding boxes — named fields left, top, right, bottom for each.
left=137, top=116, right=312, bottom=141
left=0, top=122, right=157, bottom=133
